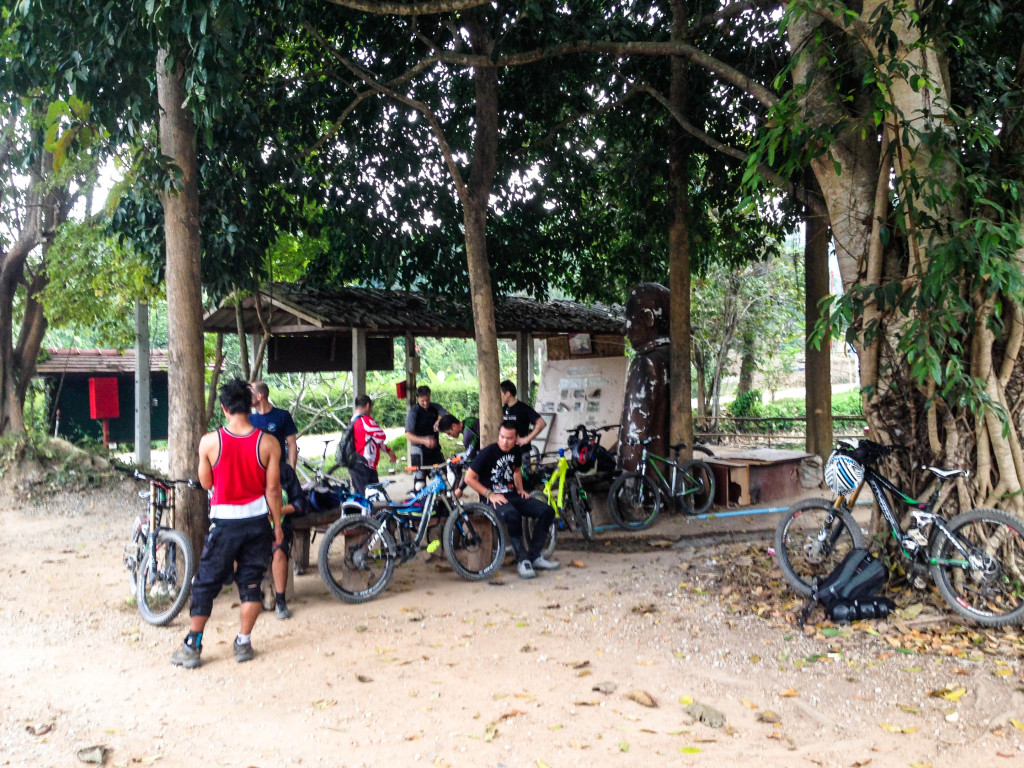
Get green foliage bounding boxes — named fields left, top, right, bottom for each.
left=42, top=220, right=162, bottom=349
left=728, top=390, right=764, bottom=419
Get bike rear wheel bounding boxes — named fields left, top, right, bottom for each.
left=568, top=476, right=595, bottom=541
left=607, top=472, right=662, bottom=530
left=136, top=528, right=195, bottom=626
left=929, top=508, right=1024, bottom=627
left=774, top=498, right=865, bottom=597
left=318, top=515, right=396, bottom=603
left=677, top=459, right=715, bottom=515
left=443, top=502, right=506, bottom=580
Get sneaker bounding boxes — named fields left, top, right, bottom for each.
left=233, top=639, right=254, bottom=663
left=517, top=560, right=536, bottom=579
left=532, top=555, right=561, bottom=571
left=171, top=643, right=201, bottom=669
left=275, top=604, right=292, bottom=620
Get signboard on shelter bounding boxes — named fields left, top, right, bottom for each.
left=534, top=357, right=628, bottom=453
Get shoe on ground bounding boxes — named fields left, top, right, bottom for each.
left=276, top=604, right=292, bottom=620
left=171, top=643, right=201, bottom=669
left=234, top=639, right=254, bottom=663
left=517, top=560, right=536, bottom=579
left=532, top=555, right=561, bottom=571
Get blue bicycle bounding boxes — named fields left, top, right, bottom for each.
left=317, top=455, right=506, bottom=603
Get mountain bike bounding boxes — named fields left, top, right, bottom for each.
left=607, top=437, right=716, bottom=530
left=317, top=455, right=506, bottom=603
left=774, top=438, right=1024, bottom=627
left=119, top=467, right=199, bottom=626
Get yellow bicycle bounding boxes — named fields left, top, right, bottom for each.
left=524, top=444, right=596, bottom=558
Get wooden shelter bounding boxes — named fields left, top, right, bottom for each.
left=203, top=283, right=625, bottom=400
left=35, top=348, right=170, bottom=444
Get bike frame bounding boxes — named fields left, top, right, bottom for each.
left=364, top=465, right=460, bottom=560
left=844, top=466, right=974, bottom=569
left=538, top=453, right=571, bottom=514
left=634, top=443, right=684, bottom=502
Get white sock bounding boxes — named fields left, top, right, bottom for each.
left=236, top=633, right=251, bottom=645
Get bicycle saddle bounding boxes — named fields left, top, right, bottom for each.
left=922, top=466, right=970, bottom=480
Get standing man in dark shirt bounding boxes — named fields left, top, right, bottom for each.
left=249, top=381, right=298, bottom=470
left=405, top=385, right=448, bottom=485
left=464, top=423, right=559, bottom=579
left=438, top=413, right=480, bottom=498
left=500, top=380, right=545, bottom=463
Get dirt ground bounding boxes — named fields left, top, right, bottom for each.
left=2, top=479, right=1024, bottom=768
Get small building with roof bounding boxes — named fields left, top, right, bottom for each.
left=35, top=348, right=169, bottom=444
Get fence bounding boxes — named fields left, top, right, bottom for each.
left=695, top=414, right=867, bottom=448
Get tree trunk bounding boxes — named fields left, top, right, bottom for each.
left=668, top=0, right=694, bottom=457
left=804, top=198, right=833, bottom=461
left=463, top=19, right=502, bottom=444
left=737, top=335, right=756, bottom=396
left=0, top=150, right=57, bottom=435
left=157, top=49, right=209, bottom=553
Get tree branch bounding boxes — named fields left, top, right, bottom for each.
left=692, top=0, right=783, bottom=31
left=301, top=21, right=467, bottom=199
left=429, top=40, right=778, bottom=108
left=634, top=82, right=825, bottom=216
left=514, top=86, right=643, bottom=155
left=324, top=0, right=490, bottom=15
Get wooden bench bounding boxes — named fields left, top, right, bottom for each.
left=290, top=509, right=346, bottom=570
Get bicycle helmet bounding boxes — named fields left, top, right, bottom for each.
left=824, top=451, right=865, bottom=496
left=568, top=424, right=596, bottom=471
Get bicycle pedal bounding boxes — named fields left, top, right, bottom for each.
left=426, top=539, right=441, bottom=554
left=912, top=576, right=927, bottom=590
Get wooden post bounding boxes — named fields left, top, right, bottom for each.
left=516, top=332, right=531, bottom=401
left=134, top=298, right=151, bottom=467
left=405, top=332, right=417, bottom=406
left=352, top=328, right=367, bottom=400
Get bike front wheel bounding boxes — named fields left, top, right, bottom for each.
left=607, top=472, right=662, bottom=530
left=443, top=502, right=506, bottom=581
left=318, top=515, right=396, bottom=604
left=929, top=508, right=1024, bottom=627
left=774, top=498, right=866, bottom=597
left=677, top=459, right=715, bottom=515
left=136, top=529, right=195, bottom=626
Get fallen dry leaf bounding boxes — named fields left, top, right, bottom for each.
left=758, top=711, right=781, bottom=724
left=626, top=690, right=657, bottom=708
left=740, top=698, right=758, bottom=710
left=568, top=560, right=585, bottom=568
left=929, top=687, right=966, bottom=702
left=778, top=688, right=799, bottom=698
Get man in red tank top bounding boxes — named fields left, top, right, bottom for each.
left=171, top=379, right=282, bottom=669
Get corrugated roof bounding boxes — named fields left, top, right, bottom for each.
left=36, top=349, right=170, bottom=375
left=203, top=282, right=624, bottom=338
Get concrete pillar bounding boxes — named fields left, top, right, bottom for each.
left=134, top=298, right=152, bottom=467
left=352, top=328, right=367, bottom=400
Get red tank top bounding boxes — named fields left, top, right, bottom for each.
left=210, top=427, right=268, bottom=517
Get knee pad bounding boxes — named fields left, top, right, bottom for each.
left=238, top=581, right=264, bottom=604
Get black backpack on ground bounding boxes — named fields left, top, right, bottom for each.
left=800, top=548, right=894, bottom=625
left=335, top=414, right=368, bottom=468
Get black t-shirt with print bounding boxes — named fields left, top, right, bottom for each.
left=502, top=400, right=540, bottom=439
left=469, top=442, right=521, bottom=495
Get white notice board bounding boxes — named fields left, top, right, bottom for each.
left=534, top=357, right=628, bottom=454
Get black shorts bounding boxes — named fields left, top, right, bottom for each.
left=189, top=516, right=272, bottom=616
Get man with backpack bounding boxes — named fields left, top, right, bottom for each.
left=343, top=395, right=396, bottom=497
